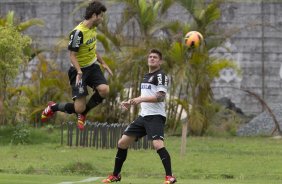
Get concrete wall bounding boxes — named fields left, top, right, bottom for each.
left=1, top=0, right=282, bottom=115
left=212, top=1, right=282, bottom=115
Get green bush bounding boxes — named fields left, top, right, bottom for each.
left=11, top=124, right=31, bottom=144
left=0, top=125, right=61, bottom=145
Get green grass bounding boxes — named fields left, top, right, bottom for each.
left=0, top=173, right=281, bottom=184
left=0, top=173, right=90, bottom=184
left=0, top=127, right=282, bottom=183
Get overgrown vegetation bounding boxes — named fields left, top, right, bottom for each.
left=0, top=11, right=44, bottom=126
left=0, top=1, right=245, bottom=138
left=87, top=0, right=240, bottom=136
left=0, top=26, right=31, bottom=125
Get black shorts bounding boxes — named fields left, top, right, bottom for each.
left=68, top=63, right=107, bottom=100
left=123, top=115, right=166, bottom=141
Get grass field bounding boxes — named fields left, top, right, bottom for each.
left=0, top=173, right=281, bottom=184
left=0, top=127, right=282, bottom=184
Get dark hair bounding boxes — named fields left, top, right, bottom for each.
left=149, top=49, right=162, bottom=60
left=84, top=1, right=107, bottom=20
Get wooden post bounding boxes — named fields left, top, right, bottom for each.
left=180, top=121, right=188, bottom=156
left=60, top=122, right=64, bottom=146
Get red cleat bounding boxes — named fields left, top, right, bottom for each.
left=102, top=174, right=121, bottom=183
left=164, top=175, right=177, bottom=184
left=41, top=101, right=56, bottom=122
left=77, top=114, right=86, bottom=131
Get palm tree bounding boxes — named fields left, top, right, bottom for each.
left=0, top=11, right=44, bottom=63
left=164, top=0, right=240, bottom=155
left=18, top=54, right=70, bottom=126
left=0, top=11, right=44, bottom=30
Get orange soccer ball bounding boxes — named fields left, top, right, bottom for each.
left=184, top=31, right=204, bottom=48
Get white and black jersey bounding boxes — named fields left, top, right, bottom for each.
left=140, top=69, right=169, bottom=117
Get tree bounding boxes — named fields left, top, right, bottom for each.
left=165, top=0, right=240, bottom=155
left=0, top=26, right=31, bottom=125
left=0, top=11, right=44, bottom=125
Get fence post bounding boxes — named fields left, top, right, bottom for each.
left=94, top=123, right=99, bottom=148
left=61, top=122, right=64, bottom=146
left=99, top=123, right=103, bottom=148
left=101, top=123, right=108, bottom=149
left=75, top=124, right=79, bottom=147
left=89, top=123, right=93, bottom=147
left=83, top=122, right=89, bottom=147
left=67, top=122, right=74, bottom=147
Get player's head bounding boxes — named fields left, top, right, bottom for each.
left=149, top=49, right=162, bottom=60
left=148, top=49, right=162, bottom=69
left=84, top=1, right=107, bottom=25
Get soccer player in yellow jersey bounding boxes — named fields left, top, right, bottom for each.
left=41, top=1, right=112, bottom=130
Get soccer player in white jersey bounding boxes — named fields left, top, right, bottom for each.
left=102, top=49, right=176, bottom=184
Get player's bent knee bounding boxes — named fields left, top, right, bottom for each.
left=152, top=140, right=164, bottom=150
left=117, top=136, right=133, bottom=149
left=117, top=139, right=129, bottom=149
left=97, top=85, right=109, bottom=97
left=74, top=106, right=86, bottom=114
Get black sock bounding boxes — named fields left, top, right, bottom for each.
left=113, top=147, right=128, bottom=176
left=82, top=92, right=104, bottom=115
left=50, top=104, right=58, bottom=112
left=157, top=147, right=172, bottom=176
left=64, top=103, right=76, bottom=114
left=51, top=103, right=75, bottom=114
